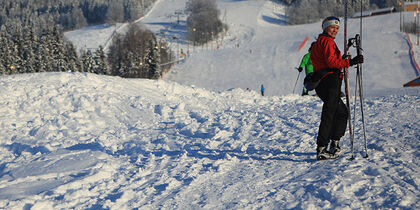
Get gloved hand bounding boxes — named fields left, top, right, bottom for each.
left=349, top=55, right=364, bottom=66
left=342, top=54, right=350, bottom=59
left=297, top=67, right=303, bottom=72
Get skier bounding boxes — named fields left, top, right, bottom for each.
left=297, top=42, right=315, bottom=96
left=310, top=16, right=364, bottom=160
left=260, top=84, right=264, bottom=96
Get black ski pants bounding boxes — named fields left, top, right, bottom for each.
left=315, top=72, right=348, bottom=148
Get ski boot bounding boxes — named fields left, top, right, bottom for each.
left=317, top=146, right=339, bottom=160
left=329, top=140, right=341, bottom=155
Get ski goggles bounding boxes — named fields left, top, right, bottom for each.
left=325, top=16, right=340, bottom=22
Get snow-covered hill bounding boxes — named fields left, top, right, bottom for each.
left=65, top=0, right=418, bottom=96
left=0, top=72, right=418, bottom=209
left=2, top=0, right=419, bottom=209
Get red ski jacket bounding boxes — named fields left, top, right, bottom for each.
left=310, top=34, right=350, bottom=75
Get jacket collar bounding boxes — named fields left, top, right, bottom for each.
left=320, top=32, right=335, bottom=39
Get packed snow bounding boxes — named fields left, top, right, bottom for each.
left=1, top=0, right=419, bottom=209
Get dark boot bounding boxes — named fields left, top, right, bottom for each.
left=329, top=140, right=341, bottom=155
left=317, top=146, right=339, bottom=160
left=302, top=89, right=309, bottom=96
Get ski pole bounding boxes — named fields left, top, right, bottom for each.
left=344, top=0, right=355, bottom=160
left=292, top=69, right=301, bottom=94
left=359, top=0, right=368, bottom=158
left=345, top=66, right=355, bottom=160
left=355, top=33, right=368, bottom=158
left=357, top=68, right=368, bottom=158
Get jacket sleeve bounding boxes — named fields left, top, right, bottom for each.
left=299, top=53, right=310, bottom=69
left=323, top=40, right=350, bottom=70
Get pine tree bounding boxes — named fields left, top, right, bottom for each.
left=49, top=26, right=67, bottom=72
left=8, top=23, right=25, bottom=74
left=118, top=51, right=130, bottom=77
left=108, top=33, right=125, bottom=76
left=37, top=32, right=53, bottom=72
left=22, top=26, right=37, bottom=73
left=5, top=36, right=20, bottom=75
left=125, top=51, right=136, bottom=77
left=144, top=40, right=160, bottom=79
left=93, top=45, right=108, bottom=74
left=0, top=62, right=5, bottom=75
left=81, top=49, right=95, bottom=73
left=0, top=26, right=8, bottom=75
left=66, top=42, right=82, bottom=72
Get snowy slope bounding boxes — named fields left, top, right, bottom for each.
left=2, top=0, right=419, bottom=209
left=0, top=72, right=418, bottom=209
left=163, top=1, right=416, bottom=96
left=65, top=0, right=418, bottom=96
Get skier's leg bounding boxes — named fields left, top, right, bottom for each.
left=315, top=74, right=341, bottom=148
left=330, top=98, right=348, bottom=140
left=302, top=87, right=308, bottom=96
left=328, top=98, right=348, bottom=154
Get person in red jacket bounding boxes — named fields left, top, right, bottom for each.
left=310, top=16, right=363, bottom=160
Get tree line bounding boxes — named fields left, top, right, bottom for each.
left=0, top=21, right=171, bottom=79
left=286, top=0, right=398, bottom=25
left=0, top=0, right=175, bottom=79
left=0, top=24, right=81, bottom=75
left=0, top=0, right=157, bottom=32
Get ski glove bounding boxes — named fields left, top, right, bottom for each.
left=342, top=54, right=350, bottom=59
left=349, top=55, right=364, bottom=66
left=297, top=67, right=303, bottom=72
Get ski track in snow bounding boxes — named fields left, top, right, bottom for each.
left=1, top=0, right=420, bottom=208
left=0, top=72, right=418, bottom=209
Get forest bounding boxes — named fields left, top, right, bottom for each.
left=286, top=0, right=399, bottom=24
left=0, top=0, right=173, bottom=79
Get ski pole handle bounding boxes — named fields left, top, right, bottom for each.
left=355, top=34, right=362, bottom=56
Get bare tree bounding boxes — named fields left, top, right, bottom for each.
left=186, top=0, right=227, bottom=45
left=107, top=1, right=125, bottom=24
left=108, top=23, right=170, bottom=79
left=287, top=0, right=371, bottom=25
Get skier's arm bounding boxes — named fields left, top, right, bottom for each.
left=299, top=53, right=310, bottom=68
left=323, top=41, right=350, bottom=70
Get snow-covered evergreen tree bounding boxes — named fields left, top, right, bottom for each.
left=49, top=26, right=67, bottom=72
left=0, top=61, right=5, bottom=75
left=14, top=26, right=26, bottom=74
left=66, top=42, right=82, bottom=72
left=4, top=34, right=21, bottom=75
left=144, top=40, right=160, bottom=79
left=22, top=26, right=37, bottom=73
left=37, top=31, right=53, bottom=72
left=81, top=50, right=96, bottom=73
left=93, top=46, right=109, bottom=74
left=0, top=26, right=8, bottom=74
